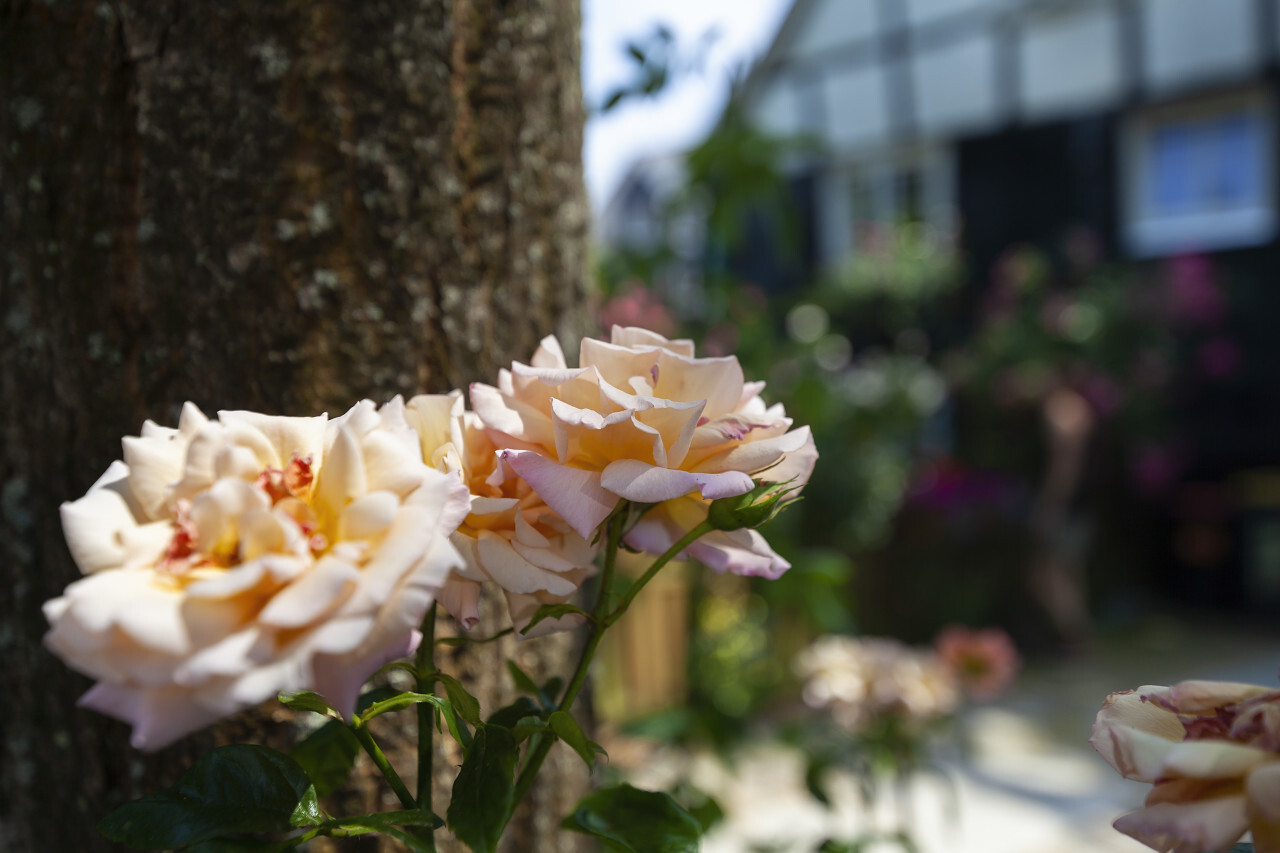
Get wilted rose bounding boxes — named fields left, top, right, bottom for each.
left=1091, top=680, right=1280, bottom=853
left=44, top=399, right=469, bottom=750
left=470, top=326, right=816, bottom=579
left=404, top=392, right=598, bottom=637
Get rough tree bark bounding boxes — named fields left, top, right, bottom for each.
left=0, top=1, right=592, bottom=850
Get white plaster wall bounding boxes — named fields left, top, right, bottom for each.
left=912, top=34, right=999, bottom=135
left=906, top=0, right=993, bottom=28
left=788, top=0, right=878, bottom=58
left=1019, top=4, right=1123, bottom=120
left=749, top=77, right=804, bottom=138
left=825, top=63, right=891, bottom=150
left=1142, top=0, right=1258, bottom=94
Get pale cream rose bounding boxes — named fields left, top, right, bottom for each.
left=1091, top=680, right=1280, bottom=853
left=793, top=635, right=958, bottom=732
left=404, top=392, right=598, bottom=637
left=44, top=398, right=470, bottom=750
left=470, top=326, right=817, bottom=579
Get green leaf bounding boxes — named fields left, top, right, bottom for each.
left=436, top=673, right=482, bottom=725
left=521, top=603, right=592, bottom=635
left=446, top=726, right=519, bottom=853
left=329, top=809, right=444, bottom=852
left=356, top=691, right=440, bottom=725
left=488, top=696, right=540, bottom=729
left=549, top=710, right=606, bottom=768
left=805, top=756, right=832, bottom=806
left=278, top=690, right=337, bottom=717
left=289, top=720, right=359, bottom=798
left=561, top=784, right=703, bottom=853
left=512, top=714, right=551, bottom=743
left=356, top=685, right=400, bottom=715
left=99, top=745, right=323, bottom=849
left=506, top=659, right=540, bottom=695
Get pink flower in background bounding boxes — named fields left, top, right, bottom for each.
left=1091, top=680, right=1280, bottom=853
left=44, top=400, right=469, bottom=749
left=404, top=392, right=598, bottom=637
left=599, top=284, right=676, bottom=338
left=1197, top=336, right=1244, bottom=380
left=1166, top=254, right=1227, bottom=328
left=471, top=326, right=816, bottom=579
left=934, top=625, right=1020, bottom=700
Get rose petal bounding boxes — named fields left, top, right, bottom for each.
left=1114, top=798, right=1249, bottom=853
left=79, top=682, right=227, bottom=752
left=600, top=458, right=753, bottom=503
left=500, top=449, right=617, bottom=540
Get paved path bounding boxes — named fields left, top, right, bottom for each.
left=620, top=615, right=1280, bottom=852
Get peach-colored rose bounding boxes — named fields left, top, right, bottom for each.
left=793, top=635, right=958, bottom=732
left=1091, top=680, right=1280, bottom=853
left=470, top=326, right=816, bottom=578
left=404, top=392, right=598, bottom=637
left=934, top=625, right=1020, bottom=700
left=44, top=399, right=469, bottom=750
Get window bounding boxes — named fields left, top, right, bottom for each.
left=1122, top=90, right=1275, bottom=257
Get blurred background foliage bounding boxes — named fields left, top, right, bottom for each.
left=590, top=28, right=1243, bottom=752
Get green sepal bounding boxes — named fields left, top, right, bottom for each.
left=99, top=745, right=323, bottom=850
left=561, top=784, right=703, bottom=853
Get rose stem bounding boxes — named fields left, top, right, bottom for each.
left=352, top=724, right=417, bottom=811
left=415, top=601, right=439, bottom=844
left=509, top=512, right=712, bottom=809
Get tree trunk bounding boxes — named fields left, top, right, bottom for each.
left=0, top=1, right=591, bottom=850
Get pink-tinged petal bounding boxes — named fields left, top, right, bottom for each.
left=531, top=334, right=569, bottom=369
left=1247, top=762, right=1280, bottom=823
left=1114, top=798, right=1250, bottom=853
left=609, top=325, right=695, bottom=356
left=313, top=630, right=420, bottom=719
left=655, top=350, right=744, bottom=416
left=476, top=531, right=576, bottom=596
left=690, top=426, right=813, bottom=480
left=1167, top=681, right=1280, bottom=713
left=500, top=449, right=618, bottom=540
left=60, top=486, right=137, bottom=574
left=689, top=528, right=791, bottom=580
left=79, top=683, right=227, bottom=752
left=439, top=577, right=482, bottom=630
left=1092, top=687, right=1187, bottom=777
left=738, top=380, right=767, bottom=409
left=309, top=614, right=378, bottom=655
left=1163, top=740, right=1275, bottom=780
left=174, top=628, right=265, bottom=683
left=549, top=398, right=645, bottom=465
left=470, top=496, right=521, bottom=517
left=623, top=515, right=679, bottom=556
left=581, top=337, right=665, bottom=390
left=258, top=556, right=360, bottom=629
left=122, top=435, right=185, bottom=518
left=600, top=458, right=754, bottom=504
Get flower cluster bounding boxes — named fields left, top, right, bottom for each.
left=793, top=635, right=959, bottom=733
left=44, top=327, right=815, bottom=749
left=1092, top=680, right=1280, bottom=853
